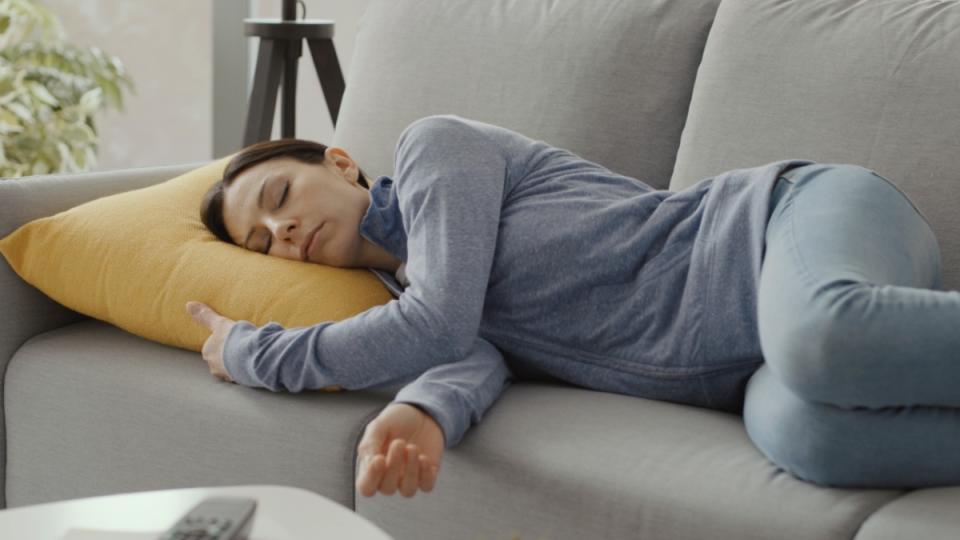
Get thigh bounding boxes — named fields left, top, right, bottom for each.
left=743, top=364, right=960, bottom=489
left=756, top=163, right=960, bottom=407
left=767, top=163, right=941, bottom=290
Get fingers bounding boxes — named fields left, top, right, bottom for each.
left=186, top=301, right=232, bottom=329
left=380, top=439, right=406, bottom=495
left=357, top=454, right=386, bottom=497
left=420, top=454, right=438, bottom=493
left=398, top=444, right=421, bottom=497
left=356, top=437, right=439, bottom=497
left=356, top=420, right=389, bottom=497
left=186, top=301, right=214, bottom=329
left=356, top=414, right=438, bottom=497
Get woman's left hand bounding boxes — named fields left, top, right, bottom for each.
left=356, top=403, right=445, bottom=497
left=186, top=301, right=238, bottom=383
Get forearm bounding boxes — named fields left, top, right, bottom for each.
left=222, top=309, right=452, bottom=392
left=392, top=336, right=513, bottom=448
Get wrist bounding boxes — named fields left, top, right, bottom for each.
left=416, top=405, right=443, bottom=433
left=394, top=402, right=443, bottom=436
left=399, top=401, right=431, bottom=420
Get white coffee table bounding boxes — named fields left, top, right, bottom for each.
left=0, top=484, right=393, bottom=539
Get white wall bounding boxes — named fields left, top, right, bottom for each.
left=44, top=0, right=213, bottom=171
left=40, top=0, right=372, bottom=172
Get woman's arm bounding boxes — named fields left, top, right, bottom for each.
left=392, top=335, right=513, bottom=448
left=220, top=116, right=510, bottom=392
left=356, top=336, right=513, bottom=497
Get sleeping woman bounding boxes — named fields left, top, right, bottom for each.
left=188, top=114, right=960, bottom=498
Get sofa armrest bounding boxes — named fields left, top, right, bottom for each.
left=0, top=161, right=208, bottom=508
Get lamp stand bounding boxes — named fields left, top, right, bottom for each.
left=242, top=13, right=345, bottom=146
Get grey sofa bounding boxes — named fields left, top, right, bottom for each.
left=3, top=0, right=960, bottom=538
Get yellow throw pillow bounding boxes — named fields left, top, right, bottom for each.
left=0, top=156, right=394, bottom=390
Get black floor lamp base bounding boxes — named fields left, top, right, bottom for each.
left=242, top=18, right=345, bottom=147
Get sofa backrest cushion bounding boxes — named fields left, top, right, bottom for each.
left=670, top=0, right=960, bottom=289
left=333, top=0, right=723, bottom=191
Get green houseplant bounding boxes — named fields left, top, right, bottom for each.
left=0, top=0, right=134, bottom=178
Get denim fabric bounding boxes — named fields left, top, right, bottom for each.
left=223, top=114, right=814, bottom=448
left=745, top=163, right=960, bottom=488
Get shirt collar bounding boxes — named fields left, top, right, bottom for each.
left=358, top=175, right=408, bottom=263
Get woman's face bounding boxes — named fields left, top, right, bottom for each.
left=221, top=148, right=371, bottom=267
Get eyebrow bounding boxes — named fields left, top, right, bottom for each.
left=242, top=176, right=270, bottom=249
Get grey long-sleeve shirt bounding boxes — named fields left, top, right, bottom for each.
left=223, top=114, right=814, bottom=447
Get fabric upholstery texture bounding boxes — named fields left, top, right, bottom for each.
left=0, top=161, right=201, bottom=509
left=332, top=0, right=724, bottom=191
left=0, top=157, right=394, bottom=361
left=856, top=488, right=960, bottom=539
left=358, top=382, right=903, bottom=540
left=669, top=0, right=960, bottom=289
left=3, top=319, right=399, bottom=508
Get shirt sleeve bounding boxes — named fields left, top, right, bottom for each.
left=393, top=335, right=513, bottom=448
left=221, top=115, right=508, bottom=392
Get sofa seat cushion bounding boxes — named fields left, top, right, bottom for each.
left=3, top=319, right=397, bottom=509
left=359, top=384, right=905, bottom=540
left=855, top=487, right=960, bottom=540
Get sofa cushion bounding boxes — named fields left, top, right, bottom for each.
left=333, top=0, right=723, bottom=190
left=3, top=319, right=402, bottom=508
left=855, top=488, right=960, bottom=540
left=358, top=383, right=904, bottom=540
left=0, top=162, right=201, bottom=510
left=669, top=0, right=960, bottom=288
left=0, top=158, right=393, bottom=363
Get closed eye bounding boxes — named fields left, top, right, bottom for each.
left=262, top=181, right=290, bottom=254
left=277, top=181, right=289, bottom=209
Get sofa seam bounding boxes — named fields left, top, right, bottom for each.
left=0, top=330, right=48, bottom=510
left=1, top=353, right=7, bottom=509
left=848, top=490, right=912, bottom=540
left=10, top=161, right=211, bottom=181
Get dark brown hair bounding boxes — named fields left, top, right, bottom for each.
left=200, top=138, right=371, bottom=246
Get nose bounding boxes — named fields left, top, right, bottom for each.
left=266, top=217, right=298, bottom=243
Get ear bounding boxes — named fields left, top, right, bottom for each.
left=325, top=147, right=360, bottom=184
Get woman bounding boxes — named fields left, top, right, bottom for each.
left=187, top=114, right=960, bottom=498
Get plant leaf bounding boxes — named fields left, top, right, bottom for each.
left=78, top=87, right=102, bottom=114
left=26, top=80, right=58, bottom=106
left=6, top=100, right=33, bottom=123
left=0, top=1, right=131, bottom=177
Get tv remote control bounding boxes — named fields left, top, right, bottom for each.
left=158, top=496, right=257, bottom=540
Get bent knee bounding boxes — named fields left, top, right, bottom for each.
left=744, top=365, right=860, bottom=487
left=759, top=281, right=864, bottom=401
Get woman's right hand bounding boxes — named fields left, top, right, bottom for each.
left=185, top=301, right=237, bottom=383
left=356, top=402, right=445, bottom=497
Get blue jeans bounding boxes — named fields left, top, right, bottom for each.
left=743, top=163, right=960, bottom=489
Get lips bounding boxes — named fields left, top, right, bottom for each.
left=301, top=224, right=323, bottom=262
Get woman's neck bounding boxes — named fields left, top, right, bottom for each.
left=359, top=238, right=402, bottom=273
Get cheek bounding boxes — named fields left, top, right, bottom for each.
left=320, top=225, right=358, bottom=267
